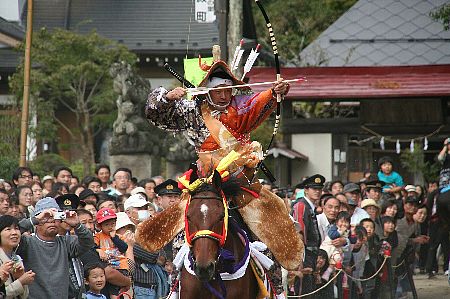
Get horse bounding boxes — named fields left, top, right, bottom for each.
left=179, top=170, right=259, bottom=299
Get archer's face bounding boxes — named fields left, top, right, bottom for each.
left=208, top=86, right=232, bottom=111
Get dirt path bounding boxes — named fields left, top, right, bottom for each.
left=414, top=273, right=450, bottom=298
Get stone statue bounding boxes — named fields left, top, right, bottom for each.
left=110, top=62, right=160, bottom=155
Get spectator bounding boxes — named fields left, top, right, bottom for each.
left=151, top=176, right=164, bottom=187
left=97, top=198, right=118, bottom=213
left=70, top=184, right=85, bottom=197
left=346, top=197, right=370, bottom=226
left=41, top=175, right=54, bottom=196
left=113, top=168, right=132, bottom=196
left=154, top=179, right=181, bottom=212
left=95, top=164, right=112, bottom=192
left=69, top=176, right=80, bottom=191
left=77, top=209, right=95, bottom=233
left=12, top=167, right=34, bottom=188
left=364, top=180, right=384, bottom=202
left=0, top=189, right=10, bottom=217
left=76, top=210, right=132, bottom=298
left=84, top=264, right=107, bottom=299
left=377, top=156, right=404, bottom=194
left=15, top=186, right=33, bottom=219
left=316, top=196, right=340, bottom=242
left=124, top=194, right=149, bottom=226
left=6, top=197, right=20, bottom=219
left=380, top=199, right=398, bottom=218
left=94, top=208, right=134, bottom=299
left=79, top=189, right=100, bottom=206
left=17, top=197, right=94, bottom=299
left=343, top=183, right=362, bottom=206
left=54, top=166, right=73, bottom=185
left=115, top=212, right=135, bottom=235
left=82, top=176, right=102, bottom=194
left=0, top=215, right=35, bottom=298
left=30, top=182, right=43, bottom=207
left=330, top=180, right=344, bottom=196
left=51, top=182, right=69, bottom=196
left=2, top=181, right=13, bottom=194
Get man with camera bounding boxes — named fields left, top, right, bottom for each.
left=16, top=197, right=94, bottom=299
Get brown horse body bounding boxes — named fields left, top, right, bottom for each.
left=179, top=185, right=259, bottom=299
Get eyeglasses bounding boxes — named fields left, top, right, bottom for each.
left=19, top=174, right=33, bottom=179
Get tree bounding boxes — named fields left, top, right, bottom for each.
left=430, top=3, right=450, bottom=30
left=252, top=0, right=357, bottom=64
left=10, top=28, right=136, bottom=176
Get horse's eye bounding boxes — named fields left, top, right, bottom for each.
left=219, top=213, right=225, bottom=220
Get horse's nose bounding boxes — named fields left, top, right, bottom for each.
left=193, top=261, right=216, bottom=281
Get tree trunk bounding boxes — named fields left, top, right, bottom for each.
left=79, top=110, right=95, bottom=177
left=227, top=0, right=243, bottom=77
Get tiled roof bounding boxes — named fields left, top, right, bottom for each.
left=23, top=0, right=220, bottom=54
left=0, top=17, right=24, bottom=40
left=299, top=0, right=450, bottom=66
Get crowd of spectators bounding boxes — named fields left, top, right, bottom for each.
left=0, top=141, right=448, bottom=298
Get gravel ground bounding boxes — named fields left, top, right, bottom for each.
left=414, top=273, right=450, bottom=298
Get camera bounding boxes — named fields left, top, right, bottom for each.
left=54, top=211, right=66, bottom=220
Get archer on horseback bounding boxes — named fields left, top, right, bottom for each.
left=140, top=47, right=303, bottom=298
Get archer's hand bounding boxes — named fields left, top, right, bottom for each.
left=272, top=78, right=290, bottom=96
left=166, top=87, right=186, bottom=101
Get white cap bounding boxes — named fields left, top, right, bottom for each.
left=124, top=193, right=148, bottom=211
left=361, top=198, right=380, bottom=210
left=130, top=186, right=146, bottom=196
left=115, top=212, right=135, bottom=230
left=404, top=185, right=416, bottom=193
left=42, top=175, right=54, bottom=182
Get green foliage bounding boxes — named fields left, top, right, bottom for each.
left=431, top=3, right=450, bottom=30
left=0, top=156, right=19, bottom=181
left=400, top=145, right=440, bottom=183
left=9, top=28, right=136, bottom=166
left=28, top=153, right=69, bottom=177
left=68, top=160, right=93, bottom=180
left=252, top=0, right=357, bottom=64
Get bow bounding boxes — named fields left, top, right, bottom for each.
left=253, top=0, right=282, bottom=181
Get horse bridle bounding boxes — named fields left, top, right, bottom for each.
left=184, top=192, right=229, bottom=247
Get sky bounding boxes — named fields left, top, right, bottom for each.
left=0, top=0, right=19, bottom=21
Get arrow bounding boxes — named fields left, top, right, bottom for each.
left=186, top=78, right=306, bottom=95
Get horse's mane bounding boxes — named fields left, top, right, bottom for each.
left=191, top=176, right=241, bottom=201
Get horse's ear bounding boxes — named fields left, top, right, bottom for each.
left=189, top=163, right=199, bottom=184
left=211, top=170, right=222, bottom=191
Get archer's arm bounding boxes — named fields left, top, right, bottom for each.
left=145, top=87, right=203, bottom=131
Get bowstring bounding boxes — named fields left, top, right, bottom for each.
left=184, top=0, right=195, bottom=88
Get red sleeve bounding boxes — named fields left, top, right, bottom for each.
left=234, top=89, right=277, bottom=134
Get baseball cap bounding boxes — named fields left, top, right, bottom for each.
left=96, top=208, right=117, bottom=224
left=124, top=193, right=148, bottom=211
left=115, top=212, right=135, bottom=230
left=33, top=197, right=60, bottom=216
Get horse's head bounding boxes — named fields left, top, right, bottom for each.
left=185, top=170, right=240, bottom=281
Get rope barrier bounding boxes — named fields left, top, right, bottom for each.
left=342, top=256, right=389, bottom=282
left=392, top=258, right=405, bottom=269
left=164, top=256, right=392, bottom=298
left=286, top=269, right=343, bottom=298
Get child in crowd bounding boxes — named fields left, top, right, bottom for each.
left=94, top=208, right=133, bottom=299
left=361, top=218, right=382, bottom=299
left=84, top=264, right=107, bottom=299
left=377, top=156, right=404, bottom=194
left=320, top=211, right=351, bottom=281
